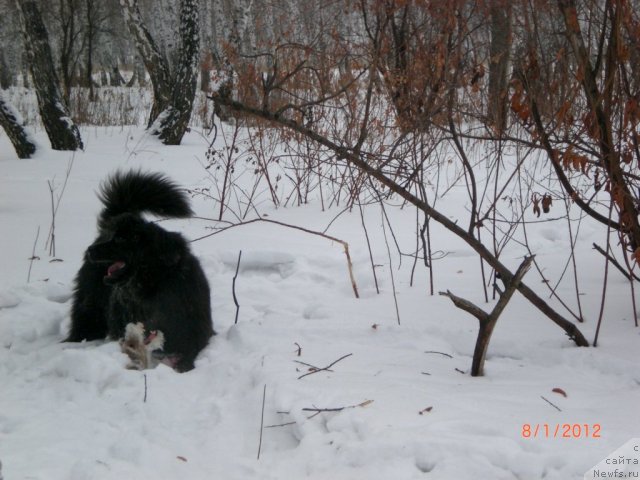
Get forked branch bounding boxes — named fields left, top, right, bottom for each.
left=440, top=256, right=535, bottom=376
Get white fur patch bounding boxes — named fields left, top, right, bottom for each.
left=119, top=322, right=165, bottom=370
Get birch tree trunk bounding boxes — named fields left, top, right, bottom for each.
left=151, top=0, right=199, bottom=144
left=120, top=0, right=198, bottom=145
left=0, top=92, right=37, bottom=158
left=15, top=0, right=83, bottom=151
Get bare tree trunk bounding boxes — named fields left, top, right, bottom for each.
left=120, top=0, right=198, bottom=144
left=0, top=92, right=37, bottom=158
left=151, top=0, right=199, bottom=145
left=85, top=0, right=96, bottom=99
left=488, top=1, right=511, bottom=134
left=15, top=0, right=83, bottom=151
left=120, top=0, right=172, bottom=123
left=0, top=52, right=12, bottom=89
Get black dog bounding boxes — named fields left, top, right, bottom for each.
left=66, top=171, right=214, bottom=372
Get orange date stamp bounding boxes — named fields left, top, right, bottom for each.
left=521, top=423, right=601, bottom=439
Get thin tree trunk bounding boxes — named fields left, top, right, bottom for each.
left=86, top=0, right=95, bottom=99
left=488, top=1, right=511, bottom=134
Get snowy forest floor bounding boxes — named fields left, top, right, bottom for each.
left=0, top=125, right=639, bottom=479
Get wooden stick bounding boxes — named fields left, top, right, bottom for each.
left=592, top=242, right=640, bottom=281
left=424, top=351, right=453, bottom=359
left=302, top=399, right=373, bottom=416
left=297, top=353, right=353, bottom=380
left=27, top=226, right=40, bottom=283
left=257, top=384, right=266, bottom=460
left=233, top=250, right=242, bottom=324
left=440, top=256, right=534, bottom=376
left=540, top=395, right=562, bottom=412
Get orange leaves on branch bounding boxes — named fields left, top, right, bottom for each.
left=564, top=5, right=581, bottom=33
left=582, top=111, right=600, bottom=140
left=532, top=195, right=541, bottom=217
left=633, top=247, right=640, bottom=265
left=621, top=211, right=635, bottom=229
left=560, top=150, right=590, bottom=176
left=611, top=185, right=626, bottom=211
left=623, top=98, right=640, bottom=128
left=510, top=81, right=530, bottom=124
left=532, top=193, right=552, bottom=217
left=555, top=101, right=573, bottom=127
left=469, top=64, right=485, bottom=93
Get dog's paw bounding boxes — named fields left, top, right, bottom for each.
left=120, top=323, right=165, bottom=370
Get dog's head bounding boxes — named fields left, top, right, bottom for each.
left=88, top=214, right=185, bottom=285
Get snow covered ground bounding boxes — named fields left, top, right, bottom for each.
left=0, top=125, right=639, bottom=480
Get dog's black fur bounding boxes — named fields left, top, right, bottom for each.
left=66, top=171, right=214, bottom=372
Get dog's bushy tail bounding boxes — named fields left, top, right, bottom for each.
left=98, top=171, right=193, bottom=227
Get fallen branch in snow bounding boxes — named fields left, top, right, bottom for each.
left=302, top=399, right=374, bottom=419
left=440, top=256, right=534, bottom=376
left=294, top=359, right=330, bottom=372
left=424, top=350, right=453, bottom=359
left=193, top=217, right=359, bottom=298
left=257, top=384, right=266, bottom=460
left=297, top=353, right=353, bottom=379
left=264, top=418, right=297, bottom=429
left=233, top=250, right=242, bottom=324
left=540, top=395, right=562, bottom=412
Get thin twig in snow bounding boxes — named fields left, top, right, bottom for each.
left=47, top=180, right=56, bottom=257
left=297, top=353, right=353, bottom=380
left=264, top=421, right=297, bottom=429
left=424, top=351, right=453, bottom=359
left=357, top=196, right=379, bottom=294
left=233, top=250, right=242, bottom=324
left=257, top=384, right=266, bottom=460
left=45, top=154, right=75, bottom=258
left=293, top=360, right=330, bottom=372
left=380, top=205, right=400, bottom=325
left=540, top=395, right=562, bottom=412
left=27, top=226, right=41, bottom=283
left=302, top=399, right=373, bottom=419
